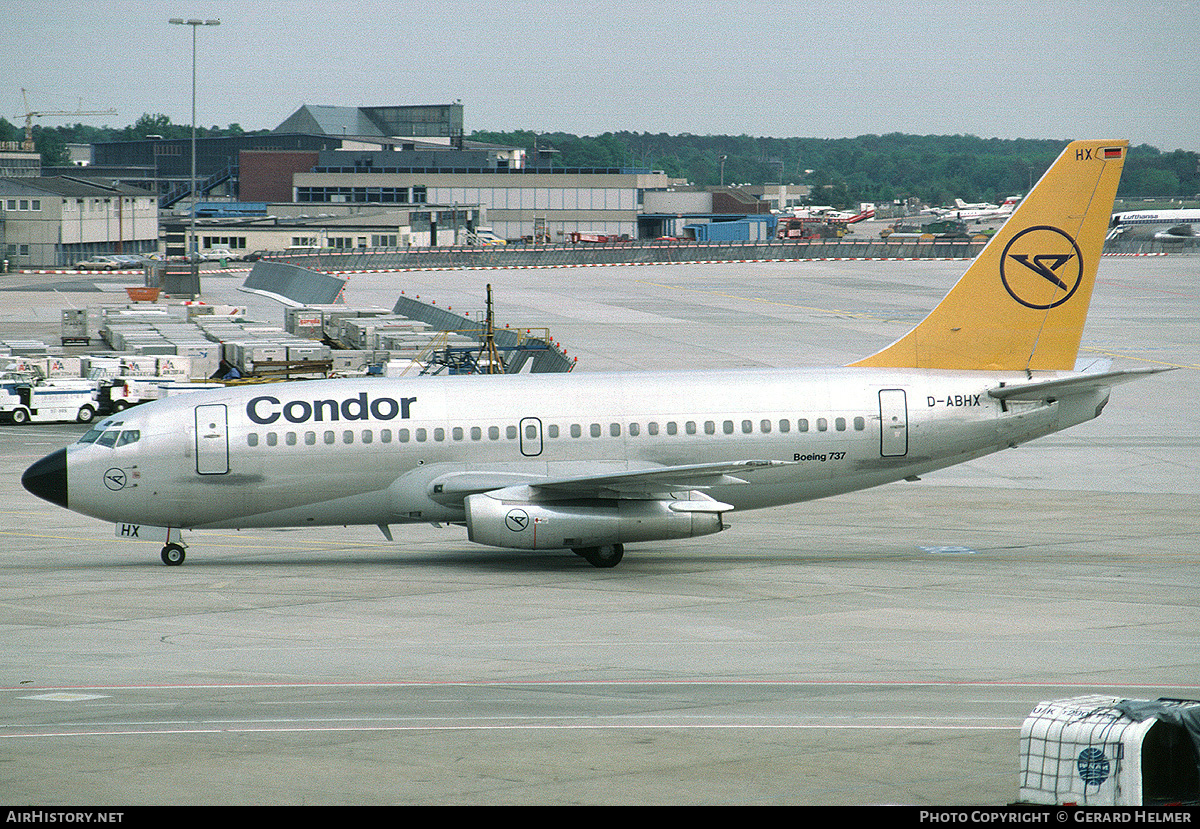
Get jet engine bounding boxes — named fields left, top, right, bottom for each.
left=463, top=492, right=726, bottom=552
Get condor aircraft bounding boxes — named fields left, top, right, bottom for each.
left=22, top=140, right=1166, bottom=568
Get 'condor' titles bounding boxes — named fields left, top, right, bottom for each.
left=247, top=393, right=417, bottom=425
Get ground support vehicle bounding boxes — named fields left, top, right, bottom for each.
left=0, top=377, right=99, bottom=424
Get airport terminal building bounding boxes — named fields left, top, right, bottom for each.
left=4, top=103, right=697, bottom=264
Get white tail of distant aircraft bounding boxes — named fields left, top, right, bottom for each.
left=23, top=140, right=1167, bottom=568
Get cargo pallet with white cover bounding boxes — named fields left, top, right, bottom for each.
left=1019, top=695, right=1200, bottom=806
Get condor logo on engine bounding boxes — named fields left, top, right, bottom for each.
left=247, top=393, right=417, bottom=425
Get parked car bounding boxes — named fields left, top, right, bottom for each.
left=74, top=256, right=121, bottom=271
left=107, top=255, right=146, bottom=269
left=197, top=248, right=243, bottom=262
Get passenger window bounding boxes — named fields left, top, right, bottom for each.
left=434, top=428, right=445, bottom=441
left=628, top=423, right=639, bottom=437
left=286, top=432, right=297, bottom=446
left=488, top=426, right=500, bottom=440
left=506, top=425, right=517, bottom=440
left=343, top=430, right=354, bottom=444
left=610, top=423, right=621, bottom=437
left=452, top=427, right=463, bottom=441
left=741, top=420, right=752, bottom=434
left=471, top=426, right=482, bottom=441
left=248, top=433, right=259, bottom=447
left=305, top=431, right=316, bottom=445
left=526, top=424, right=538, bottom=439
left=798, top=419, right=809, bottom=432
left=380, top=429, right=392, bottom=443
left=854, top=417, right=865, bottom=431
left=779, top=420, right=790, bottom=433
left=667, top=422, right=678, bottom=436
left=817, top=418, right=828, bottom=432
left=416, top=428, right=427, bottom=442
left=399, top=429, right=410, bottom=442
left=266, top=432, right=278, bottom=447
left=548, top=424, right=559, bottom=438
left=362, top=430, right=373, bottom=444
left=590, top=423, right=601, bottom=438
left=648, top=422, right=659, bottom=436
left=704, top=421, right=715, bottom=435
left=760, top=420, right=771, bottom=433
left=685, top=421, right=696, bottom=435
left=723, top=420, right=734, bottom=435
left=570, top=424, right=582, bottom=438
left=835, top=417, right=846, bottom=431
left=325, top=431, right=336, bottom=445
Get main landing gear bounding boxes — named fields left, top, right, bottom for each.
left=572, top=544, right=624, bottom=568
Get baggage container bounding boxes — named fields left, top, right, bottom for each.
left=1019, top=695, right=1200, bottom=806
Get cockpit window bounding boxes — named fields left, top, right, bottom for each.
left=116, top=430, right=140, bottom=447
left=78, top=427, right=104, bottom=444
left=78, top=421, right=124, bottom=446
left=95, top=430, right=120, bottom=448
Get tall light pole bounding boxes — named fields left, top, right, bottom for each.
left=169, top=17, right=220, bottom=259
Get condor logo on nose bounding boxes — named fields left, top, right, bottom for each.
left=247, top=393, right=416, bottom=425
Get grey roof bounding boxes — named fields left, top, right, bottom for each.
left=274, top=105, right=386, bottom=137
left=0, top=176, right=155, bottom=198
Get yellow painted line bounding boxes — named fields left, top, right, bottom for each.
left=1080, top=347, right=1199, bottom=370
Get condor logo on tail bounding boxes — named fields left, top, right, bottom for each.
left=1000, top=225, right=1083, bottom=310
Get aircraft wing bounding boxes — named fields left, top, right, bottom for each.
left=430, top=460, right=786, bottom=504
left=988, top=367, right=1172, bottom=401
left=528, top=460, right=785, bottom=496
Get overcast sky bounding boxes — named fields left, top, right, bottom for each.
left=5, top=0, right=1198, bottom=152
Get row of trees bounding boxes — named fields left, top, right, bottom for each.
left=0, top=113, right=263, bottom=168
left=4, top=115, right=1196, bottom=210
left=473, top=130, right=1200, bottom=209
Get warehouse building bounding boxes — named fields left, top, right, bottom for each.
left=0, top=176, right=158, bottom=268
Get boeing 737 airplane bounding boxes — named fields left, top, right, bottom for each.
left=1107, top=207, right=1200, bottom=241
left=22, top=139, right=1167, bottom=568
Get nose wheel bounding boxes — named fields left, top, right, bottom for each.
left=161, top=543, right=186, bottom=566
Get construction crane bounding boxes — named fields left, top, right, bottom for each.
left=16, top=89, right=116, bottom=151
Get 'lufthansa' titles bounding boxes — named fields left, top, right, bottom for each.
left=247, top=393, right=417, bottom=425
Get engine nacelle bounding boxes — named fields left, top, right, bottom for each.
left=464, top=492, right=726, bottom=550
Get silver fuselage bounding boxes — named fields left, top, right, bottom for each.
left=59, top=367, right=1106, bottom=532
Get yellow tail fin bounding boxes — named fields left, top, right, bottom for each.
left=851, top=139, right=1128, bottom=371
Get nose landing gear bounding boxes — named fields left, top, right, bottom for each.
left=159, top=529, right=188, bottom=566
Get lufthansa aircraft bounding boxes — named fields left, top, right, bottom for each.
left=22, top=140, right=1166, bottom=568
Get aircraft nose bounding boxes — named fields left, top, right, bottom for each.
left=22, top=448, right=68, bottom=509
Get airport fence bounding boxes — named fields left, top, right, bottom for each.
left=261, top=234, right=1200, bottom=274
left=262, top=237, right=990, bottom=273
left=1104, top=237, right=1200, bottom=256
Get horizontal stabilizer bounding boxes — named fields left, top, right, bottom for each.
left=988, top=367, right=1172, bottom=401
